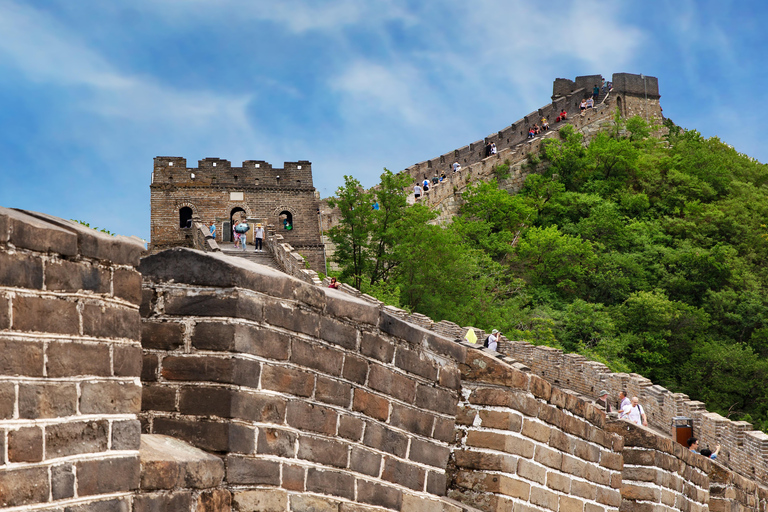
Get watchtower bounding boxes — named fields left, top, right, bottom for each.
left=149, top=157, right=324, bottom=270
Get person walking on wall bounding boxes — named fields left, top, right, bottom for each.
left=623, top=396, right=648, bottom=426
left=414, top=183, right=423, bottom=200
left=596, top=390, right=613, bottom=413
left=235, top=219, right=250, bottom=251
left=254, top=223, right=264, bottom=252
left=593, top=84, right=600, bottom=101
left=618, top=391, right=630, bottom=418
left=209, top=221, right=216, bottom=240
left=483, top=329, right=500, bottom=351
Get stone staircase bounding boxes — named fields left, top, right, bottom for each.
left=220, top=243, right=282, bottom=270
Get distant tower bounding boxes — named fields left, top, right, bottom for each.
left=149, top=157, right=325, bottom=270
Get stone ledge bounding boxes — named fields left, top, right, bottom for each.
left=139, top=434, right=225, bottom=491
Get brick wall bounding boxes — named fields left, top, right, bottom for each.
left=138, top=248, right=473, bottom=511
left=0, top=207, right=145, bottom=510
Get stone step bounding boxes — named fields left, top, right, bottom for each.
left=220, top=246, right=281, bottom=270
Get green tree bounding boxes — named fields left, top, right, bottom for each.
left=327, top=176, right=373, bottom=289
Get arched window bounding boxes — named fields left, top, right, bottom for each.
left=279, top=210, right=293, bottom=231
left=179, top=207, right=193, bottom=228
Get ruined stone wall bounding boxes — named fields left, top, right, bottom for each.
left=0, top=207, right=145, bottom=510
left=138, top=248, right=470, bottom=511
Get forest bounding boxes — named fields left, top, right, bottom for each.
left=326, top=114, right=768, bottom=430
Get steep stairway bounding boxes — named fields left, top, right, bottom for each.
left=220, top=243, right=281, bottom=270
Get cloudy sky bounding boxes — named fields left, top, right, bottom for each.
left=0, top=0, right=764, bottom=240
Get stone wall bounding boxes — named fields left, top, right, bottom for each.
left=0, top=207, right=145, bottom=510
left=138, top=248, right=473, bottom=511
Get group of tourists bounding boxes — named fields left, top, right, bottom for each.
left=207, top=219, right=265, bottom=252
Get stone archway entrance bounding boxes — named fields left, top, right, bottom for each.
left=225, top=207, right=247, bottom=242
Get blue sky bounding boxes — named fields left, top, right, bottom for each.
left=0, top=0, right=765, bottom=241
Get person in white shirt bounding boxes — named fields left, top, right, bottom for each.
left=452, top=162, right=461, bottom=172
left=254, top=223, right=265, bottom=252
left=618, top=391, right=631, bottom=418
left=484, top=329, right=500, bottom=351
left=414, top=184, right=423, bottom=199
left=624, top=396, right=648, bottom=426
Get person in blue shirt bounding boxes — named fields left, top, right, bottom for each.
left=209, top=221, right=216, bottom=239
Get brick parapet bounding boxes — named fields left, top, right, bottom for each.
left=0, top=207, right=144, bottom=510
left=138, top=248, right=469, bottom=510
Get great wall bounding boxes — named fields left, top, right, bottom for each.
left=1, top=73, right=767, bottom=512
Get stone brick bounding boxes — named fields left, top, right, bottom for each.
left=79, top=380, right=142, bottom=414
left=18, top=382, right=77, bottom=418
left=112, top=419, right=141, bottom=450
left=522, top=418, right=552, bottom=443
left=233, top=489, right=288, bottom=512
left=534, top=445, right=563, bottom=470
left=153, top=417, right=230, bottom=452
left=51, top=463, right=75, bottom=500
left=342, top=354, right=368, bottom=384
left=379, top=311, right=425, bottom=346
left=306, top=467, right=355, bottom=500
left=438, top=366, right=461, bottom=390
left=390, top=403, right=435, bottom=437
left=621, top=483, right=660, bottom=502
left=415, top=384, right=457, bottom=415
left=349, top=446, right=382, bottom=477
left=0, top=381, right=14, bottom=419
left=517, top=458, right=546, bottom=485
left=584, top=463, right=611, bottom=486
left=161, top=355, right=260, bottom=388
left=461, top=350, right=530, bottom=389
left=142, top=384, right=176, bottom=412
left=45, top=259, right=109, bottom=293
left=426, top=471, right=447, bottom=496
left=363, top=421, right=408, bottom=458
left=479, top=410, right=522, bottom=431
left=0, top=250, right=43, bottom=289
left=469, top=387, right=539, bottom=416
left=287, top=401, right=338, bottom=435
left=357, top=479, right=402, bottom=510
left=113, top=343, right=143, bottom=377
left=562, top=455, right=588, bottom=478
left=538, top=403, right=564, bottom=428
left=76, top=455, right=140, bottom=495
left=291, top=338, right=344, bottom=376
left=353, top=389, right=390, bottom=421
left=178, top=386, right=234, bottom=417
left=316, top=376, right=352, bottom=407
left=46, top=340, right=111, bottom=377
left=163, top=289, right=239, bottom=318
left=530, top=486, right=558, bottom=510
left=455, top=405, right=477, bottom=426
left=395, top=348, right=438, bottom=380
left=46, top=420, right=109, bottom=458
left=546, top=471, right=571, bottom=493
left=140, top=288, right=154, bottom=317
left=424, top=331, right=466, bottom=363
left=368, top=364, right=416, bottom=403
left=0, top=466, right=50, bottom=507
left=197, top=489, right=231, bottom=512
left=573, top=438, right=601, bottom=462
left=282, top=464, right=306, bottom=491
left=290, top=494, right=341, bottom=512
left=260, top=365, right=314, bottom=397
left=361, top=332, right=395, bottom=363
left=571, top=479, right=597, bottom=500
left=12, top=295, right=79, bottom=335
left=381, top=456, right=425, bottom=491
left=8, top=426, right=43, bottom=463
left=454, top=449, right=518, bottom=473
left=141, top=321, right=185, bottom=350
left=82, top=304, right=141, bottom=340
left=298, top=435, right=348, bottom=468
left=409, top=438, right=450, bottom=468
left=0, top=294, right=8, bottom=330
left=229, top=423, right=256, bottom=454
left=133, top=492, right=194, bottom=512
left=265, top=301, right=320, bottom=337
left=227, top=455, right=280, bottom=485
left=338, top=415, right=364, bottom=441
left=596, top=486, right=622, bottom=507
left=319, top=316, right=358, bottom=350
left=113, top=268, right=143, bottom=305
left=139, top=434, right=225, bottom=490
left=67, top=497, right=132, bottom=512
left=232, top=392, right=287, bottom=423
left=142, top=353, right=159, bottom=382
left=465, top=430, right=535, bottom=458
left=0, top=337, right=44, bottom=377
left=3, top=207, right=76, bottom=255
left=562, top=415, right=588, bottom=440
left=258, top=428, right=297, bottom=457
left=432, top=416, right=455, bottom=442
left=559, top=495, right=586, bottom=512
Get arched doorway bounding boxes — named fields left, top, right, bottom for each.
left=179, top=207, right=193, bottom=228
left=616, top=96, right=624, bottom=117
left=227, top=207, right=246, bottom=243
left=278, top=210, right=293, bottom=231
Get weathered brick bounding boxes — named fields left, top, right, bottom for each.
left=342, top=354, right=368, bottom=384
left=424, top=331, right=466, bottom=363
left=538, top=403, right=564, bottom=428
left=76, top=455, right=140, bottom=495
left=111, top=419, right=141, bottom=451
left=469, top=387, right=539, bottom=416
left=573, top=438, right=601, bottom=462
left=163, top=289, right=239, bottom=318
left=141, top=384, right=176, bottom=412
left=319, top=316, right=358, bottom=350
left=232, top=392, right=287, bottom=423
left=0, top=466, right=50, bottom=507
left=381, top=456, right=426, bottom=491
left=353, top=389, right=390, bottom=421
left=390, top=403, right=434, bottom=437
left=546, top=471, right=571, bottom=493
left=562, top=414, right=588, bottom=439
left=45, top=259, right=109, bottom=293
left=229, top=423, right=256, bottom=454
left=51, top=463, right=75, bottom=500
left=357, top=479, right=402, bottom=510
left=291, top=338, right=343, bottom=376
left=153, top=417, right=230, bottom=452
left=529, top=374, right=552, bottom=400
left=133, top=492, right=193, bottom=512
left=141, top=321, right=185, bottom=350
left=113, top=343, right=142, bottom=377
left=306, top=467, right=355, bottom=500
left=282, top=464, right=306, bottom=491
left=454, top=449, right=518, bottom=473
left=585, top=462, right=611, bottom=486
left=394, top=348, right=439, bottom=380
left=113, top=268, right=143, bottom=305
left=0, top=251, right=43, bottom=289
left=258, top=428, right=296, bottom=457
left=522, top=418, right=552, bottom=443
left=316, top=376, right=352, bottom=407
left=409, top=438, right=450, bottom=468
left=530, top=486, right=558, bottom=510
left=298, top=435, right=348, bottom=468
left=142, top=353, right=159, bottom=381
left=363, top=421, right=408, bottom=458
left=190, top=321, right=234, bottom=351
left=197, top=489, right=231, bottom=512
left=227, top=455, right=280, bottom=485
left=415, top=384, right=457, bottom=415
left=80, top=380, right=142, bottom=414
left=379, top=311, right=424, bottom=346
left=368, top=364, right=416, bottom=403
left=179, top=386, right=235, bottom=417
left=426, top=470, right=447, bottom=496
left=265, top=301, right=320, bottom=337
left=571, top=479, right=597, bottom=500
left=161, top=355, right=260, bottom=388
left=433, top=416, right=455, bottom=442
left=68, top=497, right=131, bottom=512
left=18, top=382, right=77, bottom=418
left=0, top=295, right=8, bottom=330
left=562, top=454, right=588, bottom=478
left=3, top=208, right=77, bottom=255
left=360, top=332, right=395, bottom=363
left=82, top=303, right=140, bottom=340
left=479, top=410, right=522, bottom=431
left=8, top=426, right=43, bottom=463
left=287, top=401, right=338, bottom=435
left=350, top=446, right=381, bottom=476
left=192, top=322, right=290, bottom=360
left=456, top=405, right=477, bottom=426
left=438, top=366, right=461, bottom=390
left=338, top=415, right=364, bottom=442
left=45, top=420, right=109, bottom=458
left=13, top=295, right=79, bottom=335
left=534, top=445, right=563, bottom=470
left=0, top=381, right=14, bottom=419
left=465, top=430, right=535, bottom=458
left=559, top=495, right=586, bottom=512
left=517, top=458, right=546, bottom=485
left=549, top=429, right=573, bottom=453
left=0, top=337, right=44, bottom=377
left=47, top=340, right=111, bottom=377
left=260, top=365, right=314, bottom=397
left=140, top=288, right=154, bottom=317
left=290, top=494, right=340, bottom=512
left=597, top=486, right=622, bottom=507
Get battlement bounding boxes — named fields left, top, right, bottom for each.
left=151, top=157, right=314, bottom=189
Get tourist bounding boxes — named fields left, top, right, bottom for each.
left=440, top=172, right=446, bottom=182
left=527, top=127, right=535, bottom=139
left=485, top=141, right=492, bottom=157
left=556, top=109, right=568, bottom=122
left=580, top=99, right=587, bottom=112
left=329, top=277, right=341, bottom=289
left=700, top=445, right=721, bottom=460
left=490, top=142, right=497, bottom=155
left=233, top=221, right=240, bottom=248
left=596, top=390, right=613, bottom=413
left=414, top=183, right=423, bottom=199
left=209, top=221, right=216, bottom=239
left=624, top=397, right=648, bottom=426
left=541, top=118, right=549, bottom=131
left=254, top=223, right=264, bottom=252
left=593, top=84, right=600, bottom=101
left=422, top=177, right=430, bottom=192
left=431, top=174, right=439, bottom=185
left=618, top=391, right=630, bottom=418
left=236, top=219, right=249, bottom=251
left=687, top=437, right=699, bottom=453
left=453, top=161, right=461, bottom=172
left=483, top=329, right=500, bottom=351
left=586, top=97, right=594, bottom=109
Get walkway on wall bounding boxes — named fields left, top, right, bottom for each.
left=220, top=242, right=281, bottom=270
